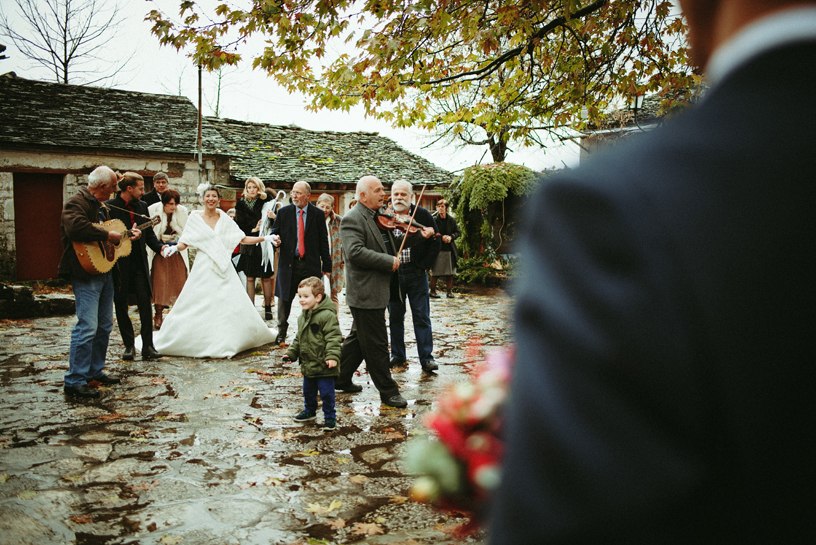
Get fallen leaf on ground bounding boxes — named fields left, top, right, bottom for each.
left=237, top=481, right=257, bottom=489
left=69, top=514, right=93, bottom=524
left=383, top=431, right=404, bottom=440
left=305, top=499, right=342, bottom=515
left=130, top=480, right=159, bottom=491
left=295, top=449, right=320, bottom=457
left=160, top=536, right=183, bottom=545
left=129, top=429, right=149, bottom=437
left=264, top=477, right=284, bottom=487
left=352, top=522, right=384, bottom=535
left=150, top=377, right=168, bottom=384
left=436, top=522, right=467, bottom=534
left=328, top=518, right=346, bottom=529
left=349, top=475, right=368, bottom=484
left=389, top=495, right=409, bottom=504
left=336, top=457, right=350, bottom=464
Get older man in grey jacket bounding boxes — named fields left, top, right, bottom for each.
left=335, top=176, right=434, bottom=408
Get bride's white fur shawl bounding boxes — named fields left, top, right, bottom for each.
left=179, top=209, right=244, bottom=278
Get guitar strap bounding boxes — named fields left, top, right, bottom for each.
left=106, top=202, right=152, bottom=221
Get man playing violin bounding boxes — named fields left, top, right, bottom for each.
left=335, top=176, right=435, bottom=408
left=106, top=172, right=167, bottom=361
left=59, top=166, right=124, bottom=398
left=387, top=180, right=441, bottom=372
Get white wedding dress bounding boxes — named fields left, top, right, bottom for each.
left=151, top=209, right=277, bottom=358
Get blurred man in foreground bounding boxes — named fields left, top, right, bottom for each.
left=491, top=0, right=816, bottom=542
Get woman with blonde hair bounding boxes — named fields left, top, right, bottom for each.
left=147, top=189, right=189, bottom=329
left=235, top=176, right=276, bottom=319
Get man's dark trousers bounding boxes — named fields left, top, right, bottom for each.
left=114, top=253, right=154, bottom=349
left=388, top=263, right=433, bottom=365
left=337, top=307, right=400, bottom=401
left=277, top=257, right=310, bottom=335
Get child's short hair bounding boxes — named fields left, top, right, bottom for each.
left=298, top=276, right=325, bottom=298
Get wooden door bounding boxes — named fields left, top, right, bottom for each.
left=14, top=173, right=64, bottom=280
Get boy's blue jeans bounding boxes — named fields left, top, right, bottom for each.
left=303, top=376, right=336, bottom=419
left=65, top=273, right=114, bottom=388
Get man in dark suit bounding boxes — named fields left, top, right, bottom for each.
left=335, top=176, right=435, bottom=408
left=490, top=0, right=816, bottom=542
left=107, top=172, right=166, bottom=360
left=142, top=171, right=168, bottom=207
left=269, top=181, right=332, bottom=344
left=387, top=180, right=440, bottom=372
left=59, top=166, right=124, bottom=398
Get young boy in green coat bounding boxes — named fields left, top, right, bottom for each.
left=282, top=276, right=342, bottom=431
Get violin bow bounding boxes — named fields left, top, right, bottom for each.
left=396, top=183, right=427, bottom=255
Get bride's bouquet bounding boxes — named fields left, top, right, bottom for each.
left=404, top=338, right=513, bottom=531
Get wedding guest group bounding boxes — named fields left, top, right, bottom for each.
left=387, top=180, right=440, bottom=372
left=59, top=166, right=124, bottom=398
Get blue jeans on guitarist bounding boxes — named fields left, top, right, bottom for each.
left=65, top=272, right=114, bottom=388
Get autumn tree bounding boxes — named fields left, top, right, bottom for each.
left=0, top=0, right=132, bottom=85
left=149, top=0, right=695, bottom=162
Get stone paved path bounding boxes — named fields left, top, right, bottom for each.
left=0, top=288, right=511, bottom=544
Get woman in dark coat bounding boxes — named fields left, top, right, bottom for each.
left=235, top=177, right=276, bottom=319
left=430, top=199, right=460, bottom=298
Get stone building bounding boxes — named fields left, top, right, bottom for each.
left=206, top=117, right=453, bottom=213
left=0, top=72, right=230, bottom=281
left=0, top=73, right=454, bottom=282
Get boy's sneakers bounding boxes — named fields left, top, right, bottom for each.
left=322, top=418, right=337, bottom=431
left=293, top=410, right=316, bottom=422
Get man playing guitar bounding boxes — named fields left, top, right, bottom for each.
left=59, top=166, right=130, bottom=398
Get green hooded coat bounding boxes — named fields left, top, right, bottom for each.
left=285, top=295, right=342, bottom=378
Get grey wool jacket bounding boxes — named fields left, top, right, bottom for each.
left=340, top=204, right=425, bottom=309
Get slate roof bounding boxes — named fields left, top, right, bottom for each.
left=0, top=72, right=229, bottom=156
left=206, top=117, right=453, bottom=187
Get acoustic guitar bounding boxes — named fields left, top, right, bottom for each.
left=73, top=216, right=161, bottom=275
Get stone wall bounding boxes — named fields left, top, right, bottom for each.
left=0, top=172, right=15, bottom=279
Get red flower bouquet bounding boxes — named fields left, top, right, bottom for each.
left=405, top=338, right=513, bottom=524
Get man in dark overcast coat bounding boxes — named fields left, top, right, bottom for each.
left=269, top=181, right=331, bottom=344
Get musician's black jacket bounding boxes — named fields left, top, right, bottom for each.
left=105, top=194, right=164, bottom=294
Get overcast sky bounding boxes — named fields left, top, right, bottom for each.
left=1, top=0, right=580, bottom=174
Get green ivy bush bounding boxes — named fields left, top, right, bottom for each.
left=446, top=162, right=542, bottom=262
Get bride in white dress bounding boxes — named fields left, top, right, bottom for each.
left=152, top=185, right=277, bottom=358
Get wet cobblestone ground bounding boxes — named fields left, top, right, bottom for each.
left=0, top=287, right=511, bottom=545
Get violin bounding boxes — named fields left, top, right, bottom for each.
left=375, top=207, right=438, bottom=235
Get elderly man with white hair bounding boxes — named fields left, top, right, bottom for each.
left=335, top=176, right=435, bottom=408
left=59, top=166, right=128, bottom=398
left=387, top=180, right=440, bottom=372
